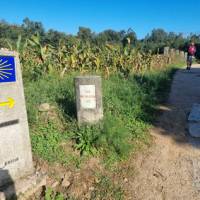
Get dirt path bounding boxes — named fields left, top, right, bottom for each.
left=129, top=65, right=200, bottom=200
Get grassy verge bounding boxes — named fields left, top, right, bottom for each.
left=25, top=63, right=181, bottom=166
left=24, top=63, right=183, bottom=199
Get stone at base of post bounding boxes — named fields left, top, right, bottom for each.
left=75, top=76, right=103, bottom=124
left=0, top=172, right=46, bottom=200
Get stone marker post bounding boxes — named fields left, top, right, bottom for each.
left=0, top=50, right=45, bottom=199
left=164, top=47, right=169, bottom=56
left=170, top=48, right=175, bottom=58
left=75, top=76, right=103, bottom=124
left=180, top=51, right=185, bottom=58
left=0, top=50, right=33, bottom=186
left=176, top=49, right=180, bottom=55
left=184, top=52, right=188, bottom=59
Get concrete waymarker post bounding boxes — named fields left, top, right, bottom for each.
left=184, top=52, right=188, bottom=59
left=75, top=76, right=103, bottom=124
left=0, top=50, right=45, bottom=199
left=163, top=47, right=169, bottom=56
left=176, top=49, right=180, bottom=55
left=180, top=51, right=185, bottom=59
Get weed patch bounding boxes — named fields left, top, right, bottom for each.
left=91, top=175, right=124, bottom=200
left=25, top=65, right=181, bottom=165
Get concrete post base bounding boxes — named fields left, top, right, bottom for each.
left=0, top=172, right=46, bottom=200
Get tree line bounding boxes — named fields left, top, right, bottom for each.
left=0, top=17, right=200, bottom=56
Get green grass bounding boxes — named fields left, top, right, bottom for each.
left=24, top=64, right=181, bottom=166
left=31, top=123, right=66, bottom=162
left=91, top=175, right=124, bottom=200
left=45, top=187, right=65, bottom=200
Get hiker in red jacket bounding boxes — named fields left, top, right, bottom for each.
left=187, top=41, right=196, bottom=70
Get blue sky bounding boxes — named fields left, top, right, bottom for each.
left=0, top=0, right=200, bottom=39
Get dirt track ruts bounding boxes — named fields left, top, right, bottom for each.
left=130, top=65, right=200, bottom=200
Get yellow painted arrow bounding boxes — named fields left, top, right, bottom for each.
left=0, top=97, right=15, bottom=109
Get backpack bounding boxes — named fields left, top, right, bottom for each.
left=188, top=45, right=196, bottom=55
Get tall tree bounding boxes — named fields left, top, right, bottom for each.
left=122, top=28, right=137, bottom=47
left=22, top=17, right=45, bottom=36
left=77, top=27, right=93, bottom=42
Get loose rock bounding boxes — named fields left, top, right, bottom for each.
left=62, top=179, right=71, bottom=188
left=52, top=181, right=59, bottom=188
left=61, top=171, right=72, bottom=188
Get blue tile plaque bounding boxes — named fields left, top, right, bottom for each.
left=0, top=56, right=16, bottom=83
